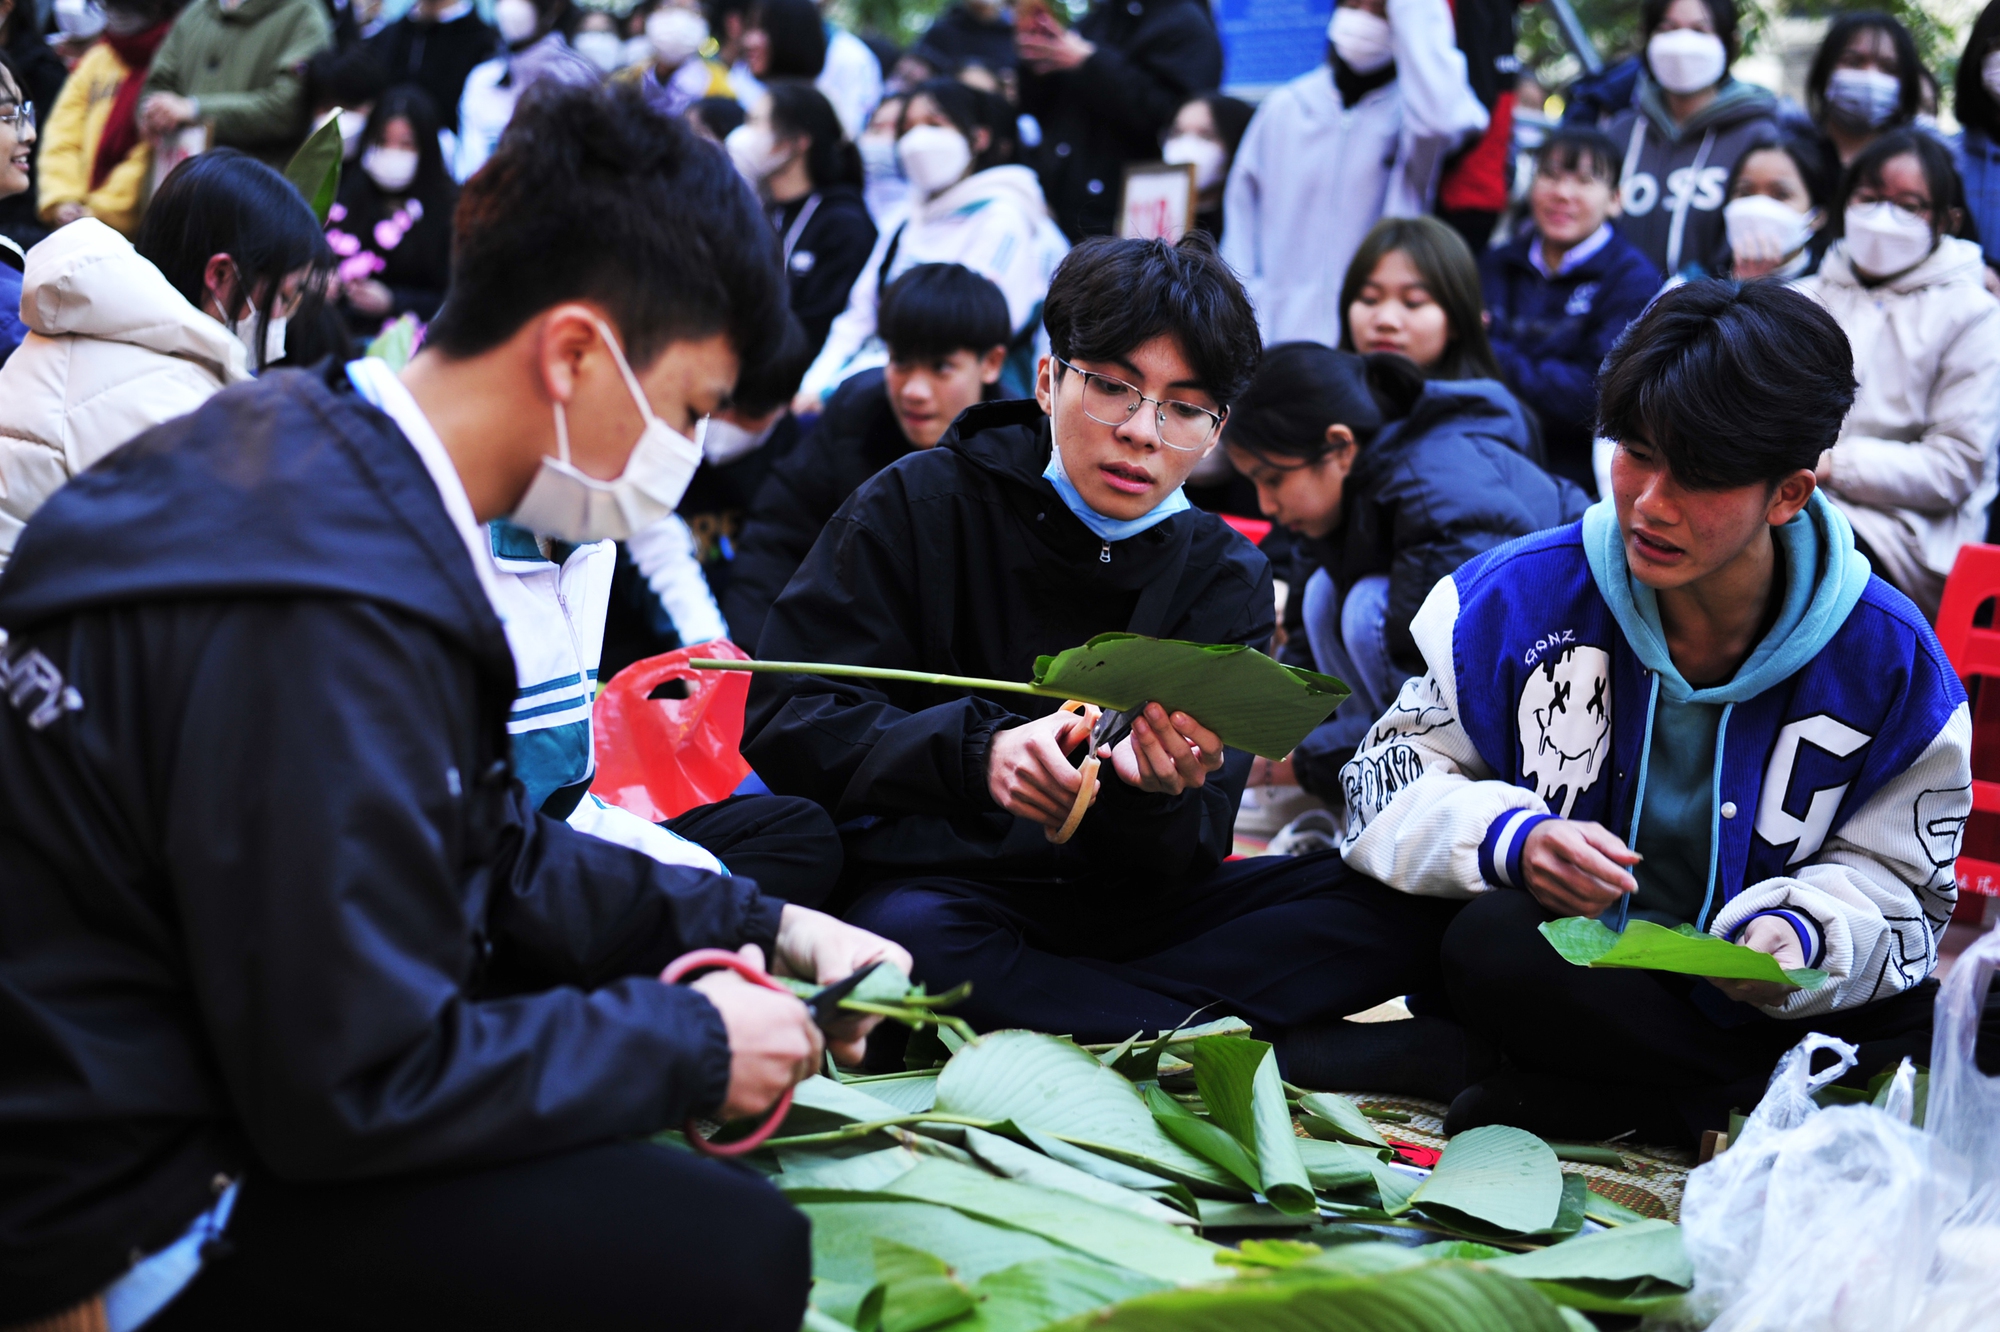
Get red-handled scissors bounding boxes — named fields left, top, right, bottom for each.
left=660, top=949, right=884, bottom=1158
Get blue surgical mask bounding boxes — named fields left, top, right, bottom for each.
left=1041, top=440, right=1190, bottom=544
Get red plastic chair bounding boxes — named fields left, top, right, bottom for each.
left=1934, top=545, right=2000, bottom=912
left=1220, top=514, right=1272, bottom=547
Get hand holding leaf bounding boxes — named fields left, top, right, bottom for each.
left=1709, top=915, right=1806, bottom=1008
left=1107, top=704, right=1222, bottom=795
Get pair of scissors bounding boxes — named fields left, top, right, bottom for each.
left=660, top=951, right=885, bottom=1157
left=1046, top=702, right=1141, bottom=845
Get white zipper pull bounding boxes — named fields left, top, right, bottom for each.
left=1099, top=541, right=1111, bottom=564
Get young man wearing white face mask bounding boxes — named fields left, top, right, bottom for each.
left=1801, top=128, right=2000, bottom=620
left=1602, top=0, right=1780, bottom=280
left=624, top=0, right=729, bottom=117
left=1159, top=92, right=1251, bottom=242
left=1220, top=0, right=1489, bottom=347
left=0, top=85, right=908, bottom=1329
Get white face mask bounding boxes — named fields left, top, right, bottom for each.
left=510, top=317, right=705, bottom=543
left=622, top=34, right=654, bottom=69
left=697, top=415, right=778, bottom=465
left=1647, top=29, right=1727, bottom=95
left=858, top=131, right=900, bottom=181
left=338, top=108, right=369, bottom=160
left=362, top=144, right=420, bottom=192
left=53, top=0, right=106, bottom=39
left=1825, top=67, right=1902, bottom=128
left=1844, top=200, right=1935, bottom=278
left=495, top=0, right=539, bottom=46
left=1984, top=51, right=2000, bottom=103
left=1724, top=193, right=1813, bottom=261
left=574, top=28, right=625, bottom=73
left=898, top=123, right=973, bottom=196
left=725, top=122, right=788, bottom=181
left=647, top=6, right=708, bottom=64
left=1162, top=133, right=1226, bottom=190
left=226, top=298, right=287, bottom=373
left=1327, top=7, right=1392, bottom=75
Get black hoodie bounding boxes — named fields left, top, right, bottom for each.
left=742, top=399, right=1272, bottom=891
left=0, top=368, right=782, bottom=1321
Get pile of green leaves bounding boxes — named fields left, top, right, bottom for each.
left=681, top=997, right=1693, bottom=1331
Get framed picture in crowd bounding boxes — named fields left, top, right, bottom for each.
left=148, top=124, right=211, bottom=200
left=1118, top=163, right=1196, bottom=244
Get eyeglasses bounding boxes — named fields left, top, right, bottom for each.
left=1055, top=357, right=1223, bottom=452
left=0, top=102, right=33, bottom=135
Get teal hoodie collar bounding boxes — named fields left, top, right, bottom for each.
left=1582, top=490, right=1870, bottom=704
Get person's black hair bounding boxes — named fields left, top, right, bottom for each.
left=1832, top=126, right=1976, bottom=242
left=689, top=95, right=746, bottom=140
left=765, top=79, right=860, bottom=190
left=137, top=149, right=335, bottom=372
left=363, top=84, right=453, bottom=200
left=1640, top=0, right=1740, bottom=67
left=700, top=0, right=751, bottom=41
left=751, top=0, right=825, bottom=78
left=1957, top=0, right=2000, bottom=140
left=1534, top=125, right=1623, bottom=181
left=1222, top=343, right=1426, bottom=465
left=1197, top=93, right=1254, bottom=163
left=1044, top=232, right=1262, bottom=406
left=1337, top=216, right=1501, bottom=381
left=902, top=77, right=1010, bottom=174
left=728, top=309, right=810, bottom=414
left=1596, top=279, right=1855, bottom=489
left=306, top=44, right=389, bottom=114
left=104, top=0, right=186, bottom=29
left=1807, top=11, right=1922, bottom=130
left=879, top=262, right=1010, bottom=362
left=428, top=83, right=788, bottom=374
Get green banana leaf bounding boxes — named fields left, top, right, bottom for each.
left=1540, top=916, right=1829, bottom=989
left=1488, top=1219, right=1692, bottom=1287
left=283, top=112, right=344, bottom=224
left=856, top=1238, right=978, bottom=1332
left=1030, top=634, right=1349, bottom=759
left=1390, top=1125, right=1564, bottom=1235
left=1141, top=1085, right=1261, bottom=1194
left=932, top=1031, right=1245, bottom=1193
left=799, top=1198, right=1078, bottom=1325
left=1036, top=1259, right=1577, bottom=1331
left=802, top=1160, right=1226, bottom=1285
left=690, top=636, right=1348, bottom=760
left=1178, top=1038, right=1315, bottom=1214
left=960, top=1128, right=1198, bottom=1228
left=363, top=313, right=423, bottom=371
left=1292, top=1138, right=1384, bottom=1193
left=1295, top=1091, right=1391, bottom=1149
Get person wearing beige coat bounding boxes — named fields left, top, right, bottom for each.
left=1800, top=231, right=2000, bottom=619
left=0, top=217, right=251, bottom=569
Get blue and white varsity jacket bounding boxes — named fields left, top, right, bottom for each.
left=1340, top=495, right=1970, bottom=1018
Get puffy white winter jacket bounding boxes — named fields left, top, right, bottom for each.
left=1220, top=0, right=1487, bottom=348
left=0, top=219, right=251, bottom=570
left=799, top=163, right=1070, bottom=404
left=1801, top=235, right=2000, bottom=619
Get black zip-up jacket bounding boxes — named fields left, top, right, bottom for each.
left=771, top=184, right=878, bottom=362
left=725, top=368, right=912, bottom=652
left=0, top=367, right=781, bottom=1321
left=364, top=8, right=498, bottom=132
left=1017, top=0, right=1221, bottom=239
left=742, top=399, right=1272, bottom=890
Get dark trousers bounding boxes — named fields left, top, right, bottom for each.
left=845, top=853, right=1465, bottom=1044
left=668, top=793, right=842, bottom=910
left=149, top=1141, right=809, bottom=1332
left=1442, top=889, right=1938, bottom=1133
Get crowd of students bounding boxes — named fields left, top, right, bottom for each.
left=0, top=0, right=1998, bottom=1326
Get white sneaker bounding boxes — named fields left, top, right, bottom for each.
left=1235, top=783, right=1328, bottom=838
left=1267, top=808, right=1342, bottom=857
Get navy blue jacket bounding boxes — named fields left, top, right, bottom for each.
left=1481, top=229, right=1660, bottom=487
left=1288, top=380, right=1590, bottom=797
left=0, top=368, right=782, bottom=1320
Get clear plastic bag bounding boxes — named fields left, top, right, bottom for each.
left=1680, top=930, right=2000, bottom=1332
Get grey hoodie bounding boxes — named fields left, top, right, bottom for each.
left=1607, top=75, right=1781, bottom=277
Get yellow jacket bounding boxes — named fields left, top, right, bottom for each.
left=37, top=43, right=152, bottom=239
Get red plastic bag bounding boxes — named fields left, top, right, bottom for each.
left=590, top=641, right=754, bottom=821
